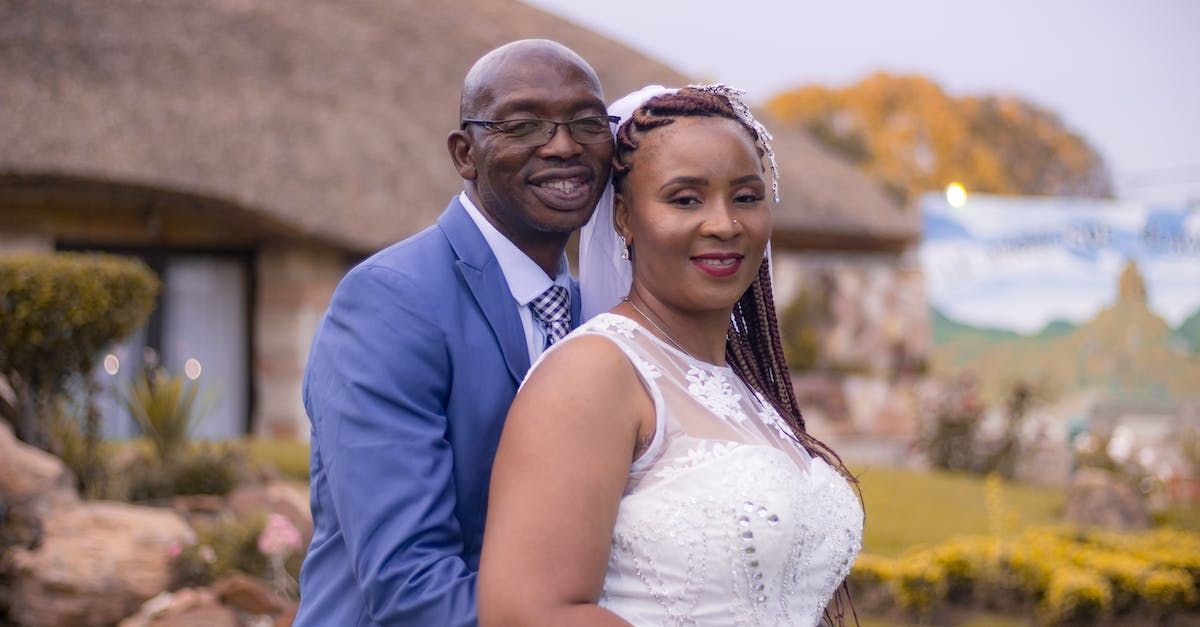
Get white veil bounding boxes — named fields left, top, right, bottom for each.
left=579, top=85, right=677, bottom=321
left=578, top=84, right=778, bottom=322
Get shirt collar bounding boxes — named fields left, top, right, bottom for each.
left=459, top=192, right=570, bottom=306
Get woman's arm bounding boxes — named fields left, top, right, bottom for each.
left=478, top=335, right=654, bottom=626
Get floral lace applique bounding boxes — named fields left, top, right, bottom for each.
left=654, top=440, right=742, bottom=481
left=630, top=354, right=662, bottom=379
left=588, top=314, right=637, bottom=339
left=753, top=390, right=797, bottom=442
left=685, top=366, right=746, bottom=423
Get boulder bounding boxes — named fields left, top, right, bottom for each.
left=1062, top=468, right=1151, bottom=531
left=10, top=501, right=195, bottom=627
left=226, top=481, right=312, bottom=550
left=117, top=588, right=238, bottom=627
left=0, top=420, right=77, bottom=516
left=213, top=572, right=284, bottom=615
left=274, top=605, right=298, bottom=627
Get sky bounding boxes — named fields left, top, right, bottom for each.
left=920, top=194, right=1200, bottom=330
left=525, top=0, right=1200, bottom=204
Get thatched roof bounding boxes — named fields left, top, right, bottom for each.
left=0, top=0, right=915, bottom=254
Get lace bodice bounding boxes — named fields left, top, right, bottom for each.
left=531, top=313, right=864, bottom=626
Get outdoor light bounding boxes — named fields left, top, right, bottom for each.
left=103, top=353, right=120, bottom=376
left=184, top=358, right=202, bottom=380
left=946, top=182, right=968, bottom=208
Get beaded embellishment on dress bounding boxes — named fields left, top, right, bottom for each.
left=531, top=313, right=864, bottom=626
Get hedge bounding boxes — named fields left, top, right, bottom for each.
left=850, top=526, right=1200, bottom=624
left=0, top=252, right=159, bottom=444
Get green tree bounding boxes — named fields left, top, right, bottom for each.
left=0, top=252, right=159, bottom=448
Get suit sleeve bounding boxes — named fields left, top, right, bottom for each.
left=305, top=263, right=476, bottom=626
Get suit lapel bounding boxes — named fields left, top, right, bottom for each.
left=438, top=198, right=531, bottom=383
left=569, top=279, right=582, bottom=328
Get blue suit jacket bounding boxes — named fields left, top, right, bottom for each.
left=294, top=197, right=581, bottom=626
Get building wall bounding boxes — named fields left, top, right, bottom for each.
left=0, top=232, right=53, bottom=252
left=254, top=244, right=347, bottom=440
left=771, top=247, right=930, bottom=460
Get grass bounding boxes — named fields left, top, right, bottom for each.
left=859, top=611, right=1030, bottom=627
left=100, top=437, right=311, bottom=482
left=854, top=466, right=1064, bottom=556
left=243, top=438, right=310, bottom=481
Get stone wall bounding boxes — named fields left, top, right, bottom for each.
left=772, top=248, right=930, bottom=464
left=773, top=248, right=929, bottom=375
left=253, top=244, right=347, bottom=440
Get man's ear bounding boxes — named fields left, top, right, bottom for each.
left=447, top=130, right=477, bottom=180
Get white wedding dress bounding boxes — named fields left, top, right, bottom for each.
left=535, top=313, right=864, bottom=626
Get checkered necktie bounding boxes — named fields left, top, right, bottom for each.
left=530, top=284, right=571, bottom=348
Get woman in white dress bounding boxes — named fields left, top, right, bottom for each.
left=478, top=85, right=864, bottom=626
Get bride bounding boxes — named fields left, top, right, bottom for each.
left=478, top=85, right=863, bottom=626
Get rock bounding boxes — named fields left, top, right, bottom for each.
left=1062, top=468, right=1152, bottom=531
left=213, top=572, right=284, bottom=615
left=117, top=588, right=238, bottom=627
left=10, top=501, right=195, bottom=627
left=275, top=604, right=298, bottom=627
left=144, top=604, right=238, bottom=627
left=0, top=420, right=77, bottom=515
left=227, top=481, right=312, bottom=550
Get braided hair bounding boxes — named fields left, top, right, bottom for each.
left=614, top=87, right=860, bottom=627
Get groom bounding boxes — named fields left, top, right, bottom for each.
left=293, top=40, right=615, bottom=626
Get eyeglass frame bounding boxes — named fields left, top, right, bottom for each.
left=460, top=115, right=620, bottom=147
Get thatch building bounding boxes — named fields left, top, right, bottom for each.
left=1, top=0, right=922, bottom=440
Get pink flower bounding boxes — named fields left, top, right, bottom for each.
left=198, top=545, right=217, bottom=564
left=257, top=513, right=302, bottom=557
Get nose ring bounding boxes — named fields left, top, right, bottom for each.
left=732, top=219, right=739, bottom=225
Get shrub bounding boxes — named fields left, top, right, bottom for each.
left=1141, top=568, right=1197, bottom=612
left=46, top=397, right=106, bottom=498
left=920, top=377, right=1047, bottom=478
left=929, top=536, right=990, bottom=601
left=1040, top=566, right=1111, bottom=624
left=171, top=513, right=268, bottom=588
left=1068, top=548, right=1150, bottom=612
left=125, top=368, right=206, bottom=464
left=890, top=552, right=947, bottom=613
left=847, top=553, right=895, bottom=612
left=170, top=511, right=303, bottom=595
left=127, top=442, right=250, bottom=501
left=0, top=252, right=158, bottom=447
left=166, top=442, right=248, bottom=496
left=851, top=525, right=1200, bottom=624
left=920, top=374, right=985, bottom=472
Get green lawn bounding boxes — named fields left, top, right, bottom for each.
left=854, top=466, right=1064, bottom=556
left=859, top=612, right=1030, bottom=627
left=243, top=437, right=310, bottom=481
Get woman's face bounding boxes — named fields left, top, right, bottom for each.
left=615, top=116, right=771, bottom=315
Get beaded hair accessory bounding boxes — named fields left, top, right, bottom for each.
left=687, top=83, right=780, bottom=203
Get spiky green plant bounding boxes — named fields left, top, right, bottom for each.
left=125, top=368, right=205, bottom=464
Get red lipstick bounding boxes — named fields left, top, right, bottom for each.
left=690, top=253, right=744, bottom=278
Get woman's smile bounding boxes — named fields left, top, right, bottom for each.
left=691, top=252, right=744, bottom=277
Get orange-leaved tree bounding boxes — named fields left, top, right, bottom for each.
left=767, top=73, right=1113, bottom=203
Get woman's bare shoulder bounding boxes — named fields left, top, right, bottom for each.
left=522, top=333, right=641, bottom=400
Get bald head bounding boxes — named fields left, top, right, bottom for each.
left=460, top=39, right=602, bottom=120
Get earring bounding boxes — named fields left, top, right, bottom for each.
left=619, top=235, right=630, bottom=260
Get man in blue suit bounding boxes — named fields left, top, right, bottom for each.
left=294, top=39, right=615, bottom=626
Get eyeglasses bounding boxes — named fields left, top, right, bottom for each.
left=460, top=115, right=619, bottom=148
